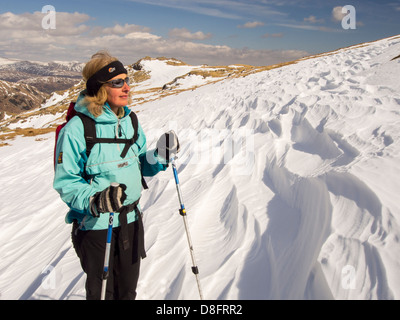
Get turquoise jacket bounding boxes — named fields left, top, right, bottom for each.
left=53, top=93, right=167, bottom=230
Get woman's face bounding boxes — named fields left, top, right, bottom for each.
left=105, top=73, right=130, bottom=113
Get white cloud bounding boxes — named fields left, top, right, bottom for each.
left=0, top=11, right=308, bottom=67
left=0, top=11, right=91, bottom=44
left=332, top=6, right=345, bottom=22
left=125, top=32, right=161, bottom=40
left=169, top=28, right=212, bottom=40
left=238, top=21, right=265, bottom=29
left=102, top=23, right=151, bottom=35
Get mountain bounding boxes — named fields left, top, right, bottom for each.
left=0, top=58, right=84, bottom=120
left=0, top=35, right=399, bottom=300
left=0, top=58, right=83, bottom=94
left=0, top=80, right=48, bottom=115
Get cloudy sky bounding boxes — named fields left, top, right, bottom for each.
left=1, top=0, right=399, bottom=66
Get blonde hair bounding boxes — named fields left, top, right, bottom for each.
left=82, top=51, right=130, bottom=117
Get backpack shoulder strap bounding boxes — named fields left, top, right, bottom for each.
left=76, top=112, right=97, bottom=158
left=117, top=111, right=139, bottom=159
left=129, top=111, right=139, bottom=143
left=129, top=111, right=148, bottom=190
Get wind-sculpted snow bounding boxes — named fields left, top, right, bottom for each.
left=0, top=35, right=399, bottom=299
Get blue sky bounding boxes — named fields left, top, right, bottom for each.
left=0, top=0, right=399, bottom=65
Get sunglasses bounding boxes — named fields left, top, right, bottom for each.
left=105, top=77, right=130, bottom=88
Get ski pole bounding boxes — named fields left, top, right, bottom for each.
left=171, top=157, right=204, bottom=300
left=100, top=183, right=118, bottom=300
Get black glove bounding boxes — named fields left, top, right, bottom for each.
left=90, top=183, right=127, bottom=217
left=156, top=130, right=180, bottom=161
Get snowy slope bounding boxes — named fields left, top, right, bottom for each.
left=135, top=58, right=195, bottom=89
left=0, top=35, right=400, bottom=300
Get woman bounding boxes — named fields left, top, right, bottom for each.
left=53, top=51, right=179, bottom=300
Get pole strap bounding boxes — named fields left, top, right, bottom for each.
left=117, top=199, right=146, bottom=258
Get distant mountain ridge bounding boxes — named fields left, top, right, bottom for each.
left=0, top=57, right=83, bottom=94
left=0, top=58, right=84, bottom=117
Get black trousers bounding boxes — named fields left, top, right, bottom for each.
left=72, top=219, right=143, bottom=300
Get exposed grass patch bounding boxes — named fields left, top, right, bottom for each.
left=131, top=70, right=151, bottom=83
left=158, top=57, right=188, bottom=66
left=0, top=126, right=55, bottom=142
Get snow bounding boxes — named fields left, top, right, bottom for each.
left=0, top=35, right=400, bottom=300
left=0, top=57, right=20, bottom=66
left=41, top=91, right=70, bottom=109
left=7, top=113, right=65, bottom=130
left=135, top=59, right=195, bottom=90
left=132, top=58, right=229, bottom=97
left=2, top=113, right=12, bottom=120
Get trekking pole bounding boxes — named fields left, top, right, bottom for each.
left=171, top=157, right=204, bottom=300
left=100, top=183, right=117, bottom=300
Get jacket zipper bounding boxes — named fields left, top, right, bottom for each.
left=105, top=104, right=122, bottom=151
left=116, top=118, right=121, bottom=152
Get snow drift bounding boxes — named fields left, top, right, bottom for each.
left=0, top=35, right=400, bottom=300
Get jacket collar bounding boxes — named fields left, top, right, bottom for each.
left=74, top=91, right=131, bottom=124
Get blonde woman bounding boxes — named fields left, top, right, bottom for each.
left=54, top=51, right=179, bottom=300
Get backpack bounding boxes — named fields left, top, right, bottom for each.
left=54, top=101, right=148, bottom=189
